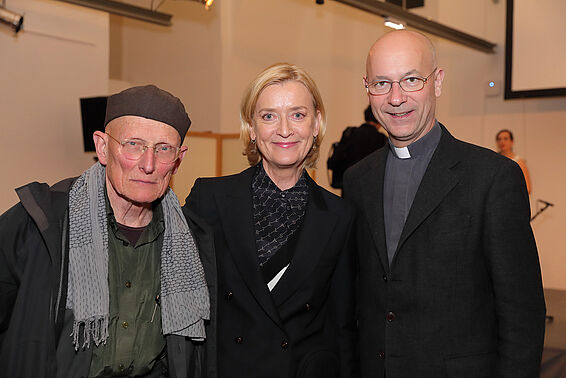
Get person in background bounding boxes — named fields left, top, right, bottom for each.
left=0, top=85, right=215, bottom=378
left=496, top=129, right=531, bottom=193
left=327, top=105, right=387, bottom=192
left=344, top=30, right=545, bottom=377
left=184, top=63, right=357, bottom=378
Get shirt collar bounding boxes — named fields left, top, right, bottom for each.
left=105, top=186, right=165, bottom=246
left=388, top=120, right=442, bottom=159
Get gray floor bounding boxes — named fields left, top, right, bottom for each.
left=542, top=289, right=566, bottom=377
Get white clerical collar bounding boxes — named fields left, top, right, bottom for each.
left=393, top=146, right=411, bottom=159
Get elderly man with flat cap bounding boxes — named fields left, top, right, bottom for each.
left=0, top=85, right=216, bottom=378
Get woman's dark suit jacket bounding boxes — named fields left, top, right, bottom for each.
left=184, top=165, right=357, bottom=378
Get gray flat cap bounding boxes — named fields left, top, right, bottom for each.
left=104, top=84, right=191, bottom=143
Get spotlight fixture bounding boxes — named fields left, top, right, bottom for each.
left=384, top=17, right=405, bottom=30
left=188, top=0, right=214, bottom=10
left=0, top=6, right=23, bottom=34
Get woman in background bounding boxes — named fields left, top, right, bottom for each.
left=496, top=129, right=531, bottom=193
left=184, top=63, right=357, bottom=378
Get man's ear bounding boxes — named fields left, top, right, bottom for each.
left=434, top=68, right=445, bottom=97
left=171, top=145, right=188, bottom=175
left=93, top=131, right=109, bottom=165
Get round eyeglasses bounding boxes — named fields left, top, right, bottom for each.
left=106, top=133, right=181, bottom=164
left=364, top=67, right=437, bottom=96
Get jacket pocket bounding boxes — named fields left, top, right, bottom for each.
left=444, top=351, right=496, bottom=378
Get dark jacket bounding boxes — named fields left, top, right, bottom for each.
left=343, top=124, right=546, bottom=378
left=0, top=178, right=217, bottom=378
left=184, top=166, right=358, bottom=378
left=327, top=123, right=387, bottom=189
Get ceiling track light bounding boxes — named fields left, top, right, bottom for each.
left=58, top=0, right=172, bottom=26
left=57, top=0, right=215, bottom=26
left=0, top=6, right=23, bottom=34
left=334, top=0, right=496, bottom=54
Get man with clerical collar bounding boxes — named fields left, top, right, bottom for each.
left=0, top=85, right=216, bottom=378
left=344, top=30, right=545, bottom=377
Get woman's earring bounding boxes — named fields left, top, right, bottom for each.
left=250, top=139, right=257, bottom=153
left=312, top=135, right=317, bottom=150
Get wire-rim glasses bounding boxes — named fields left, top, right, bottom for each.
left=364, top=67, right=437, bottom=96
left=106, top=133, right=181, bottom=164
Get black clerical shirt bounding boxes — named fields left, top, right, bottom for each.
left=383, top=122, right=442, bottom=264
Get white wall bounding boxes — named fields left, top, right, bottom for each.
left=110, top=1, right=222, bottom=133
left=0, top=0, right=109, bottom=211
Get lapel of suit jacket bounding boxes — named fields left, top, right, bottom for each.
left=214, top=166, right=284, bottom=329
left=391, top=124, right=461, bottom=267
left=357, top=148, right=390, bottom=272
left=270, top=175, right=338, bottom=307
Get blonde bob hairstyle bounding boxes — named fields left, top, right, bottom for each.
left=240, top=62, right=327, bottom=168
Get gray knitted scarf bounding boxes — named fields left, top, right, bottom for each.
left=66, top=162, right=209, bottom=350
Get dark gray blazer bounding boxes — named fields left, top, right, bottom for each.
left=343, top=124, right=545, bottom=378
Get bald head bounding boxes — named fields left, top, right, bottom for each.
left=364, top=30, right=444, bottom=148
left=367, top=30, right=437, bottom=75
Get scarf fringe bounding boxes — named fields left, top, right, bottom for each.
left=72, top=316, right=110, bottom=351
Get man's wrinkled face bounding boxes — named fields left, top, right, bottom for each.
left=366, top=31, right=444, bottom=148
left=96, top=116, right=187, bottom=206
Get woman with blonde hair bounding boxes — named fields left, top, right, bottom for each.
left=184, top=63, right=357, bottom=378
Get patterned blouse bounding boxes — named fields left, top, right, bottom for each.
left=251, top=164, right=309, bottom=267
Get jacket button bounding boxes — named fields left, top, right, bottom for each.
left=386, top=311, right=396, bottom=322
left=125, top=281, right=132, bottom=288
left=378, top=351, right=385, bottom=359
left=382, top=275, right=388, bottom=282
left=122, top=321, right=129, bottom=329
left=281, top=339, right=289, bottom=349
left=305, top=303, right=311, bottom=311
left=235, top=336, right=243, bottom=344
left=122, top=240, right=128, bottom=247
left=225, top=291, right=233, bottom=300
